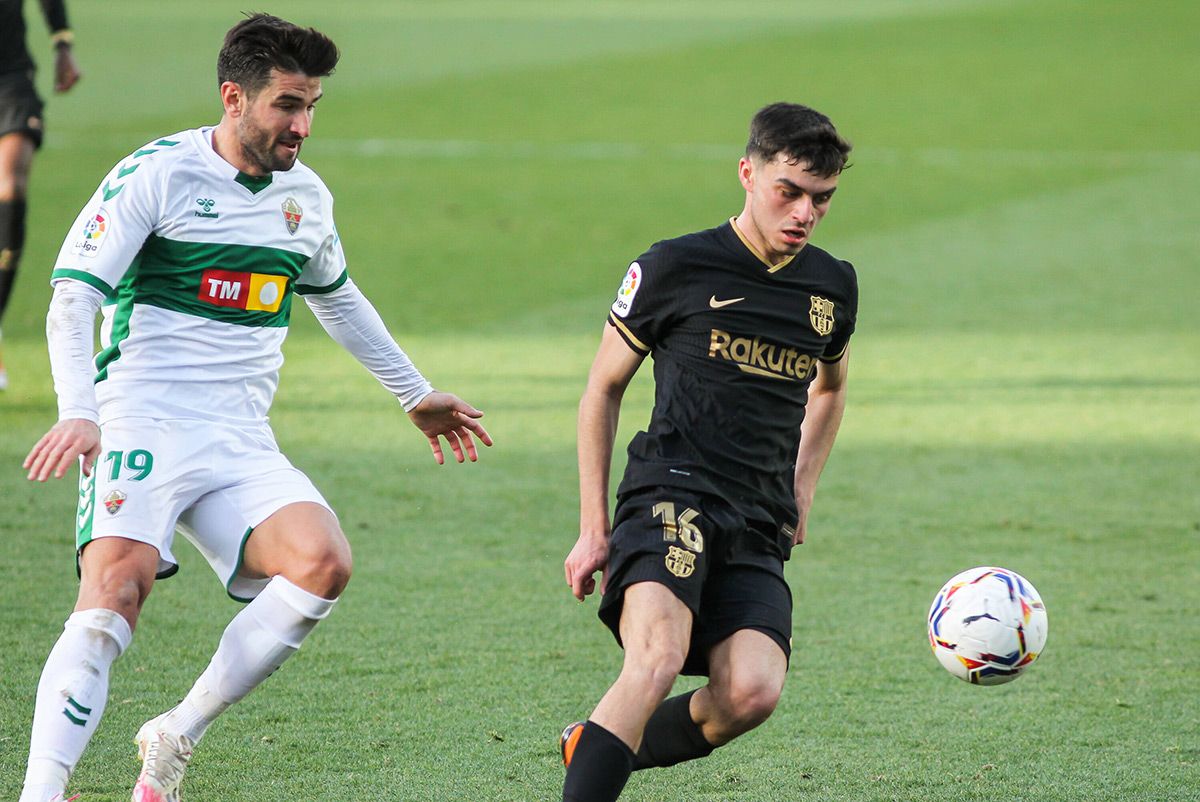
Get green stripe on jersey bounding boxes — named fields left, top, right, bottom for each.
left=93, top=236, right=309, bottom=381
left=295, top=268, right=348, bottom=296
left=126, top=235, right=308, bottom=326
left=94, top=255, right=142, bottom=382
left=51, top=268, right=116, bottom=299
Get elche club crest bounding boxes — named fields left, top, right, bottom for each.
left=282, top=197, right=303, bottom=235
left=809, top=296, right=835, bottom=336
left=103, top=489, right=127, bottom=515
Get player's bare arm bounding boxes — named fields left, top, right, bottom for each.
left=565, top=324, right=645, bottom=600
left=407, top=391, right=493, bottom=465
left=792, top=351, right=850, bottom=545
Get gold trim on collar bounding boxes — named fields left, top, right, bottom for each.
left=729, top=217, right=797, bottom=273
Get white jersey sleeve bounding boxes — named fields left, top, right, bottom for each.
left=304, top=278, right=433, bottom=411
left=46, top=281, right=106, bottom=423
left=50, top=137, right=178, bottom=296
left=294, top=187, right=348, bottom=296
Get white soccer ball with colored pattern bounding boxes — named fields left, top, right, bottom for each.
left=927, top=566, right=1048, bottom=685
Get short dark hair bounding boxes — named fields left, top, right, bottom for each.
left=746, top=102, right=852, bottom=177
left=217, top=13, right=339, bottom=95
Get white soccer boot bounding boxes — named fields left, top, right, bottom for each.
left=132, top=711, right=195, bottom=802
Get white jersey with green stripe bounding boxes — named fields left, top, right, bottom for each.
left=50, top=127, right=348, bottom=425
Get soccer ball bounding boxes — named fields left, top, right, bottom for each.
left=927, top=566, right=1048, bottom=685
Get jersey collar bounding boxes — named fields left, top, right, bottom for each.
left=727, top=217, right=798, bottom=274
left=235, top=171, right=273, bottom=194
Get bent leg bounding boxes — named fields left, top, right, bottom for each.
left=563, top=582, right=692, bottom=802
left=692, top=628, right=788, bottom=746
left=21, top=538, right=157, bottom=802
left=151, top=502, right=348, bottom=745
left=591, top=582, right=692, bottom=747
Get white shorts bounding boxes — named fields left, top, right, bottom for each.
left=76, top=417, right=331, bottom=601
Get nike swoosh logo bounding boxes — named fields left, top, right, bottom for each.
left=709, top=295, right=745, bottom=309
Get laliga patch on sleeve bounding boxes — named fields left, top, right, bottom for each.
left=611, top=261, right=643, bottom=319
left=72, top=209, right=110, bottom=258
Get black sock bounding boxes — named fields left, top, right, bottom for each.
left=0, top=199, right=28, bottom=320
left=562, top=721, right=635, bottom=802
left=634, top=690, right=715, bottom=770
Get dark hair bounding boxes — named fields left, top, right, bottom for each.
left=746, top=102, right=852, bottom=177
left=217, top=13, right=339, bottom=94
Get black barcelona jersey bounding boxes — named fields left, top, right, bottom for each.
left=608, top=218, right=857, bottom=535
left=0, top=0, right=70, bottom=77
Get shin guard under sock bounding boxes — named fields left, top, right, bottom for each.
left=633, top=690, right=714, bottom=769
left=21, top=609, right=132, bottom=801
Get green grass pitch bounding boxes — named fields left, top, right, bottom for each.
left=1, top=1, right=1198, bottom=799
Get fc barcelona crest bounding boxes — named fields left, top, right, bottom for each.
left=282, top=197, right=303, bottom=235
left=103, top=490, right=127, bottom=515
left=664, top=545, right=696, bottom=579
left=809, top=296, right=835, bottom=337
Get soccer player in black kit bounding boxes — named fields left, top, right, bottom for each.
left=561, top=102, right=855, bottom=802
left=0, top=0, right=80, bottom=390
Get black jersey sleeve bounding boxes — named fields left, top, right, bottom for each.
left=39, top=0, right=70, bottom=34
left=606, top=240, right=676, bottom=355
left=820, top=259, right=858, bottom=363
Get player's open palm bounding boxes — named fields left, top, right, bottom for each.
left=407, top=391, right=493, bottom=464
left=24, top=419, right=101, bottom=481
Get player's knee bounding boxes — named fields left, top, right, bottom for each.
left=0, top=179, right=26, bottom=202
left=720, top=675, right=782, bottom=733
left=322, top=549, right=353, bottom=597
left=0, top=164, right=30, bottom=201
left=290, top=538, right=352, bottom=598
left=621, top=642, right=687, bottom=698
left=80, top=574, right=146, bottom=625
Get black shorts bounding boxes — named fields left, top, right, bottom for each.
left=0, top=70, right=45, bottom=148
left=598, top=486, right=793, bottom=676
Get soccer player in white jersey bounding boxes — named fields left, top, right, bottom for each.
left=17, top=15, right=493, bottom=802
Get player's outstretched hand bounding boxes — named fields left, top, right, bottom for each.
left=564, top=532, right=609, bottom=601
left=407, top=391, right=493, bottom=465
left=24, top=419, right=100, bottom=481
left=54, top=47, right=82, bottom=93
